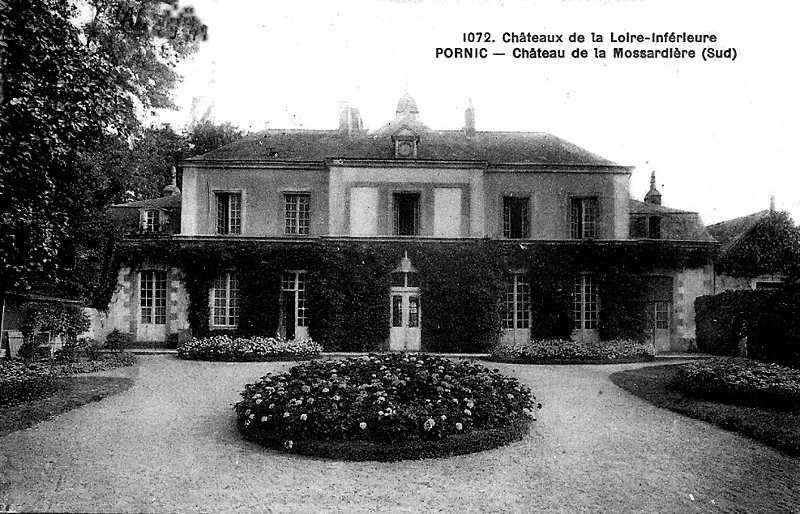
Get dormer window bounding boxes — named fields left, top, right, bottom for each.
left=648, top=216, right=661, bottom=239
left=144, top=210, right=161, bottom=233
left=392, top=127, right=419, bottom=159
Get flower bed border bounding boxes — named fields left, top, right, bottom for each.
left=238, top=417, right=532, bottom=461
left=483, top=355, right=655, bottom=365
left=178, top=353, right=320, bottom=363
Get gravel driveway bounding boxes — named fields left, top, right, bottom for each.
left=1, top=355, right=798, bottom=513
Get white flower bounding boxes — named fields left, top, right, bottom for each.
left=423, top=418, right=435, bottom=431
left=466, top=401, right=474, bottom=409
left=268, top=403, right=275, bottom=410
left=440, top=415, right=447, bottom=421
left=261, top=416, right=268, bottom=422
left=359, top=422, right=367, bottom=429
left=283, top=412, right=290, bottom=418
left=300, top=413, right=308, bottom=421
left=455, top=422, right=463, bottom=430
left=322, top=387, right=329, bottom=393
left=255, top=399, right=262, bottom=404
left=464, top=409, right=472, bottom=416
left=307, top=398, right=315, bottom=405
left=284, top=440, right=293, bottom=449
left=244, top=409, right=251, bottom=416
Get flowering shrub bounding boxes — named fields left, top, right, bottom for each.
left=235, top=354, right=540, bottom=459
left=672, top=358, right=800, bottom=409
left=490, top=339, right=655, bottom=363
left=177, top=335, right=323, bottom=361
left=0, top=361, right=57, bottom=407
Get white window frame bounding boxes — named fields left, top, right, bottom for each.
left=502, top=196, right=530, bottom=239
left=143, top=210, right=161, bottom=233
left=215, top=192, right=242, bottom=235
left=284, top=193, right=311, bottom=235
left=140, top=270, right=167, bottom=325
left=212, top=272, right=240, bottom=328
left=503, top=274, right=531, bottom=329
left=570, top=197, right=598, bottom=239
left=573, top=274, right=599, bottom=330
left=281, top=271, right=309, bottom=327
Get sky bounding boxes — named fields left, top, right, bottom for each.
left=157, top=0, right=800, bottom=226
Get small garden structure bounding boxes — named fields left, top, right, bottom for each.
left=488, top=339, right=655, bottom=364
left=235, top=354, right=539, bottom=461
left=177, top=336, right=322, bottom=361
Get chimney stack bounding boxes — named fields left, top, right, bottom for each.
left=770, top=195, right=775, bottom=212
left=338, top=101, right=363, bottom=137
left=464, top=98, right=476, bottom=139
left=162, top=166, right=180, bottom=197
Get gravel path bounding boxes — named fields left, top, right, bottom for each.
left=1, top=356, right=798, bottom=513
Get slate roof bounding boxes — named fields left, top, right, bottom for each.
left=188, top=127, right=622, bottom=167
left=111, top=194, right=181, bottom=210
left=706, top=210, right=771, bottom=252
left=629, top=199, right=715, bottom=241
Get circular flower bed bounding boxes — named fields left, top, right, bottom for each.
left=488, top=339, right=655, bottom=364
left=0, top=361, right=57, bottom=408
left=177, top=336, right=322, bottom=361
left=235, top=354, right=540, bottom=461
left=672, top=357, right=800, bottom=409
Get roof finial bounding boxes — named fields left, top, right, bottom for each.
left=644, top=170, right=662, bottom=205
left=770, top=194, right=775, bottom=212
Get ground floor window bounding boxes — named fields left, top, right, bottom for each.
left=503, top=274, right=530, bottom=329
left=281, top=271, right=308, bottom=327
left=647, top=300, right=670, bottom=330
left=140, top=270, right=167, bottom=324
left=573, top=275, right=598, bottom=330
left=212, top=273, right=240, bottom=327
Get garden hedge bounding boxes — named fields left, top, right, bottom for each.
left=695, top=285, right=800, bottom=368
left=488, top=339, right=655, bottom=364
left=0, top=361, right=57, bottom=407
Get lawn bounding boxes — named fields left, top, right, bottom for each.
left=610, top=364, right=800, bottom=456
left=0, top=375, right=135, bottom=437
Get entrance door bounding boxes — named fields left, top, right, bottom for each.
left=647, top=300, right=671, bottom=352
left=279, top=272, right=309, bottom=340
left=390, top=289, right=421, bottom=351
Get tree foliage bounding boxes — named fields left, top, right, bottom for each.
left=717, top=211, right=800, bottom=279
left=0, top=0, right=207, bottom=294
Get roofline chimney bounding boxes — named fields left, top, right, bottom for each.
left=464, top=98, right=476, bottom=139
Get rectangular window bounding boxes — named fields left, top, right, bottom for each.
left=393, top=193, right=420, bottom=236
left=284, top=194, right=310, bottom=235
left=408, top=296, right=420, bottom=327
left=140, top=270, right=167, bottom=325
left=212, top=273, right=240, bottom=327
left=216, top=192, right=242, bottom=235
left=503, top=197, right=529, bottom=239
left=570, top=197, right=598, bottom=239
left=281, top=271, right=309, bottom=327
left=503, top=274, right=531, bottom=329
left=573, top=275, right=598, bottom=330
left=144, top=210, right=160, bottom=233
left=392, top=295, right=403, bottom=327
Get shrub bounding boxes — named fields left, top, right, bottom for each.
left=672, top=358, right=800, bottom=409
left=0, top=361, right=57, bottom=407
left=489, top=339, right=655, bottom=364
left=105, top=329, right=128, bottom=354
left=177, top=335, right=323, bottom=361
left=54, top=352, right=137, bottom=375
left=235, top=354, right=539, bottom=460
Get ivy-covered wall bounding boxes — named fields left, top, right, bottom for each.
left=110, top=238, right=716, bottom=352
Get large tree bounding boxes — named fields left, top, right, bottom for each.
left=0, top=0, right=206, bottom=295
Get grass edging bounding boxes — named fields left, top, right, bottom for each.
left=0, top=373, right=136, bottom=437
left=485, top=356, right=654, bottom=365
left=239, top=417, right=532, bottom=461
left=610, top=364, right=800, bottom=456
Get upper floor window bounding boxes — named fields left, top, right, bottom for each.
left=393, top=192, right=420, bottom=236
left=503, top=197, right=529, bottom=239
left=212, top=272, right=240, bottom=327
left=648, top=216, right=661, bottom=239
left=570, top=197, right=597, bottom=239
left=144, top=210, right=161, bottom=233
left=285, top=193, right=310, bottom=235
left=573, top=274, right=598, bottom=330
left=140, top=270, right=167, bottom=324
left=216, top=192, right=241, bottom=235
left=503, top=274, right=531, bottom=329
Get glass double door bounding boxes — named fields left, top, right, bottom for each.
left=389, top=288, right=420, bottom=351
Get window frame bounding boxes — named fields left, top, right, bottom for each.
left=281, top=271, right=309, bottom=327
left=502, top=273, right=531, bottom=329
left=140, top=270, right=167, bottom=325
left=502, top=196, right=530, bottom=239
left=573, top=274, right=599, bottom=330
left=392, top=192, right=421, bottom=236
left=143, top=209, right=161, bottom=233
left=215, top=191, right=242, bottom=235
left=570, top=197, right=598, bottom=239
left=284, top=193, right=311, bottom=236
left=648, top=216, right=662, bottom=239
left=211, top=272, right=240, bottom=328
